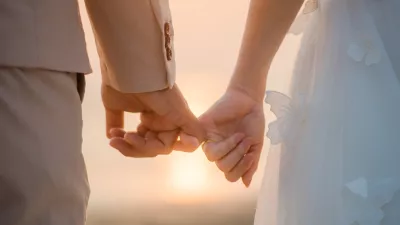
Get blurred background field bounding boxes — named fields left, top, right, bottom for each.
left=86, top=198, right=257, bottom=225
left=78, top=1, right=300, bottom=224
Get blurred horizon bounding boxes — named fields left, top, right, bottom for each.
left=87, top=197, right=257, bottom=225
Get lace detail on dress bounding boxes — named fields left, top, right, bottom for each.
left=303, top=0, right=319, bottom=14
left=343, top=177, right=400, bottom=225
left=347, top=37, right=382, bottom=66
left=264, top=91, right=307, bottom=145
left=259, top=0, right=400, bottom=224
left=265, top=89, right=400, bottom=225
left=288, top=0, right=319, bottom=35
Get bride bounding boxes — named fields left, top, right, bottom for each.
left=200, top=0, right=400, bottom=224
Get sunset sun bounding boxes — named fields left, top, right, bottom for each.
left=170, top=151, right=208, bottom=191
left=165, top=150, right=212, bottom=203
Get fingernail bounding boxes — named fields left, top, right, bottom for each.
left=109, top=138, right=119, bottom=149
left=107, top=129, right=114, bottom=139
left=247, top=179, right=252, bottom=188
left=243, top=177, right=252, bottom=188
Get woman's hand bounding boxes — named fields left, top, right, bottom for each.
left=200, top=88, right=265, bottom=187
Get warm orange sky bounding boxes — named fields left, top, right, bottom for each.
left=77, top=0, right=301, bottom=211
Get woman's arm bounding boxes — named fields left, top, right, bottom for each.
left=229, top=0, right=304, bottom=102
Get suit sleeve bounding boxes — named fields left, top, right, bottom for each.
left=85, top=0, right=176, bottom=93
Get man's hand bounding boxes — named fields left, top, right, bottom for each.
left=199, top=88, right=265, bottom=187
left=102, top=83, right=205, bottom=157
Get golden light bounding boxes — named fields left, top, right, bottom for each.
left=170, top=151, right=208, bottom=191
left=164, top=150, right=213, bottom=203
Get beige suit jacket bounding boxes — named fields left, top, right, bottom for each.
left=0, top=0, right=175, bottom=93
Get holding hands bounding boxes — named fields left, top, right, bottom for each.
left=103, top=83, right=205, bottom=157
left=103, top=81, right=265, bottom=187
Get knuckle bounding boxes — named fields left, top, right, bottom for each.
left=165, top=110, right=184, bottom=126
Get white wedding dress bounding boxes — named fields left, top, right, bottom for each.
left=255, top=0, right=400, bottom=224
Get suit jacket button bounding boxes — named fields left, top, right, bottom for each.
left=164, top=22, right=171, bottom=35
left=165, top=35, right=171, bottom=48
left=166, top=48, right=172, bottom=61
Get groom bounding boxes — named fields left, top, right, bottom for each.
left=0, top=1, right=205, bottom=224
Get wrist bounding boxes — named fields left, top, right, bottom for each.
left=227, top=58, right=270, bottom=103
left=227, top=81, right=266, bottom=104
left=228, top=70, right=267, bottom=103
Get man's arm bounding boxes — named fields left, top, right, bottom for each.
left=85, top=0, right=175, bottom=93
left=84, top=0, right=204, bottom=156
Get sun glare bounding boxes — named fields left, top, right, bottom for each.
left=163, top=150, right=214, bottom=204
left=169, top=151, right=208, bottom=192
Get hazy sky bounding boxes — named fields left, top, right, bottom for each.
left=77, top=0, right=301, bottom=211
